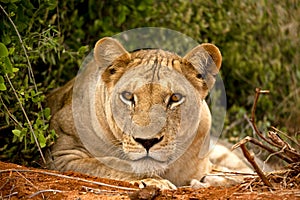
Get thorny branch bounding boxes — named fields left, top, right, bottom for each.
left=250, top=88, right=274, bottom=145
left=233, top=88, right=300, bottom=188
left=232, top=139, right=273, bottom=187
left=270, top=126, right=300, bottom=148
left=249, top=88, right=299, bottom=163
left=234, top=135, right=293, bottom=163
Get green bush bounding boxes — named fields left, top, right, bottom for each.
left=0, top=0, right=299, bottom=165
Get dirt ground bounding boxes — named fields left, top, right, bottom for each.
left=0, top=161, right=299, bottom=200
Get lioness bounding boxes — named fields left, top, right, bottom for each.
left=46, top=37, right=253, bottom=189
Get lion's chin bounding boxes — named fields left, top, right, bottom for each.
left=127, top=150, right=172, bottom=162
left=131, top=158, right=169, bottom=175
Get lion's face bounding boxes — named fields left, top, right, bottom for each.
left=92, top=38, right=222, bottom=174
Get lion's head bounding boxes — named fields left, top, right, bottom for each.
left=73, top=37, right=221, bottom=176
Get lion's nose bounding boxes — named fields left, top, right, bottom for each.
left=134, top=136, right=164, bottom=152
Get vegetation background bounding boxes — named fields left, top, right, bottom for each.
left=0, top=0, right=299, bottom=166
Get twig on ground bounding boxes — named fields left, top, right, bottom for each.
left=8, top=183, right=15, bottom=200
left=14, top=170, right=45, bottom=199
left=209, top=169, right=257, bottom=176
left=28, top=189, right=64, bottom=198
left=0, top=177, right=10, bottom=191
left=3, top=192, right=18, bottom=199
left=82, top=185, right=128, bottom=196
left=15, top=171, right=37, bottom=189
left=233, top=190, right=300, bottom=196
left=0, top=169, right=138, bottom=191
left=238, top=178, right=256, bottom=192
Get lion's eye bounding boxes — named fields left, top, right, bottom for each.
left=120, top=91, right=135, bottom=106
left=168, top=93, right=185, bottom=109
left=170, top=93, right=182, bottom=102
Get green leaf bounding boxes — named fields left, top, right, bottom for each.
left=0, top=83, right=6, bottom=91
left=2, top=34, right=11, bottom=45
left=3, top=57, right=13, bottom=73
left=12, top=67, right=19, bottom=72
left=8, top=47, right=15, bottom=54
left=38, top=133, right=46, bottom=148
left=0, top=76, right=6, bottom=90
left=12, top=129, right=21, bottom=137
left=43, top=107, right=51, bottom=120
left=0, top=43, right=8, bottom=57
left=117, top=5, right=128, bottom=25
left=47, top=0, right=58, bottom=10
left=0, top=75, right=5, bottom=83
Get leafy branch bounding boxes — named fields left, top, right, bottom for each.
left=0, top=4, right=46, bottom=164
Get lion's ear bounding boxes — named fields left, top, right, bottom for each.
left=94, top=37, right=130, bottom=68
left=184, top=43, right=222, bottom=89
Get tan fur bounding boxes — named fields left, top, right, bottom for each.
left=46, top=37, right=253, bottom=189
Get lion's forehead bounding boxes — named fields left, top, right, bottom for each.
left=129, top=49, right=183, bottom=71
left=101, top=48, right=203, bottom=93
left=115, top=50, right=191, bottom=91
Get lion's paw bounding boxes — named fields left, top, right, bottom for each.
left=191, top=175, right=244, bottom=189
left=190, top=179, right=210, bottom=189
left=131, top=178, right=177, bottom=190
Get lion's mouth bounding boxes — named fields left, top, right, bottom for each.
left=124, top=135, right=173, bottom=162
left=134, top=156, right=165, bottom=163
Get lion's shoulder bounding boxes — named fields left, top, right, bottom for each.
left=46, top=79, right=74, bottom=116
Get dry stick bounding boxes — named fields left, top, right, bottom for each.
left=237, top=136, right=293, bottom=163
left=15, top=171, right=45, bottom=199
left=268, top=132, right=300, bottom=160
left=82, top=186, right=128, bottom=195
left=244, top=114, right=293, bottom=163
left=3, top=192, right=18, bottom=199
left=235, top=141, right=273, bottom=187
left=249, top=88, right=296, bottom=163
left=0, top=96, right=23, bottom=128
left=0, top=169, right=138, bottom=191
left=0, top=177, right=10, bottom=191
left=251, top=89, right=295, bottom=151
left=28, top=189, right=64, bottom=198
left=250, top=88, right=275, bottom=145
left=271, top=126, right=300, bottom=147
left=208, top=170, right=257, bottom=176
left=8, top=183, right=15, bottom=200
